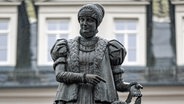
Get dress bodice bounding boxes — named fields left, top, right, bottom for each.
left=79, top=37, right=98, bottom=74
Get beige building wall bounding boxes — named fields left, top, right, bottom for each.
left=0, top=86, right=184, bottom=104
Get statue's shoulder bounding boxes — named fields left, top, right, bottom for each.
left=67, top=36, right=80, bottom=45
left=50, top=38, right=68, bottom=61
left=55, top=38, right=68, bottom=45
left=108, top=39, right=126, bottom=51
left=108, top=39, right=127, bottom=65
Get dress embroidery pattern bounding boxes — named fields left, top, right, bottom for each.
left=67, top=36, right=107, bottom=76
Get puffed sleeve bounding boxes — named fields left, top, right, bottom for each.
left=108, top=40, right=126, bottom=66
left=50, top=39, right=68, bottom=70
left=108, top=40, right=130, bottom=92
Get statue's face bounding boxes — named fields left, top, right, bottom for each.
left=79, top=16, right=97, bottom=39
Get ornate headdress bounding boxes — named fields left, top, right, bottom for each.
left=78, top=3, right=105, bottom=27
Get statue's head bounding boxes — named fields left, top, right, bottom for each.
left=78, top=4, right=104, bottom=39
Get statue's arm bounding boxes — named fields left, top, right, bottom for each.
left=113, top=66, right=143, bottom=98
left=54, top=64, right=105, bottom=85
left=108, top=40, right=136, bottom=92
left=50, top=39, right=85, bottom=84
left=54, top=64, right=85, bottom=84
left=112, top=65, right=131, bottom=92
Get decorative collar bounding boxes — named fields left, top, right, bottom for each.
left=79, top=37, right=99, bottom=47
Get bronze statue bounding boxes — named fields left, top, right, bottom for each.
left=51, top=3, right=143, bottom=104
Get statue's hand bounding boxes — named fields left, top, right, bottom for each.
left=129, top=82, right=143, bottom=97
left=84, top=74, right=106, bottom=85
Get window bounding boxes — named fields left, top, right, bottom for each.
left=114, top=19, right=138, bottom=65
left=0, top=19, right=9, bottom=64
left=46, top=18, right=70, bottom=63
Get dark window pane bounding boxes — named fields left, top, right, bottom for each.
left=0, top=34, right=8, bottom=49
left=0, top=19, right=9, bottom=30
left=128, top=33, right=136, bottom=48
left=128, top=49, right=136, bottom=62
left=0, top=50, right=7, bottom=61
left=126, top=20, right=137, bottom=30
left=47, top=20, right=58, bottom=31
left=59, top=20, right=69, bottom=30
left=47, top=35, right=56, bottom=61
left=115, top=33, right=124, bottom=44
left=115, top=20, right=125, bottom=30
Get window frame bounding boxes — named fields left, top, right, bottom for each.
left=0, top=14, right=17, bottom=66
left=114, top=18, right=139, bottom=65
left=37, top=13, right=76, bottom=66
left=106, top=14, right=146, bottom=66
left=46, top=18, right=70, bottom=64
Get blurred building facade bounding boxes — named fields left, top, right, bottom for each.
left=0, top=0, right=184, bottom=104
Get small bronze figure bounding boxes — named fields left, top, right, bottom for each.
left=51, top=3, right=142, bottom=104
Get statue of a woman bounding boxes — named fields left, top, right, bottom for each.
left=51, top=4, right=142, bottom=104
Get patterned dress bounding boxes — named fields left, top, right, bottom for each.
left=51, top=36, right=127, bottom=104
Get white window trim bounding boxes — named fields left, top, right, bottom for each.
left=113, top=18, right=139, bottom=65
left=175, top=13, right=184, bottom=65
left=46, top=18, right=70, bottom=64
left=0, top=14, right=17, bottom=66
left=103, top=14, right=146, bottom=66
left=38, top=13, right=78, bottom=66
